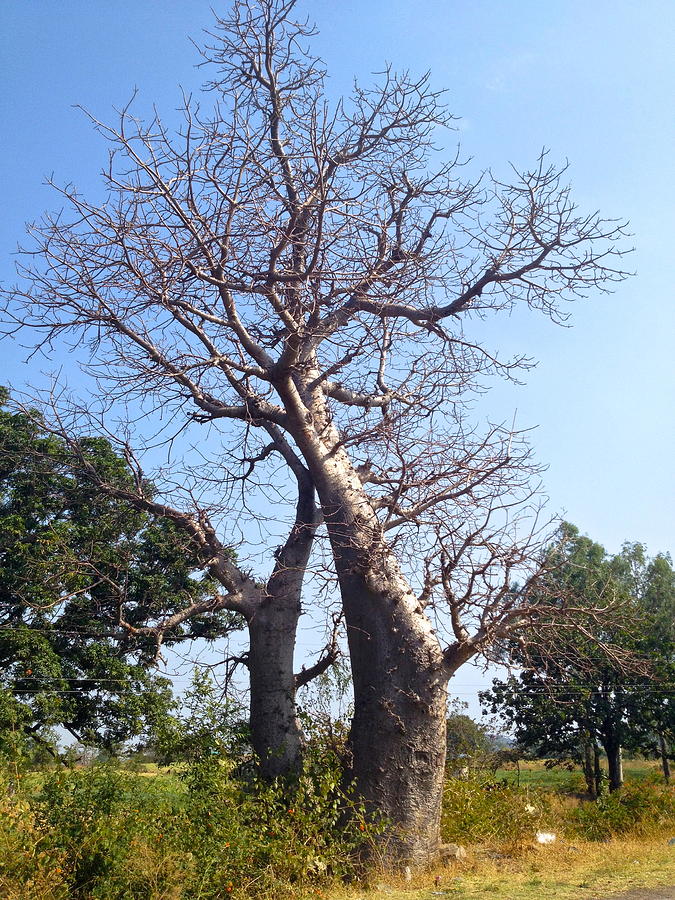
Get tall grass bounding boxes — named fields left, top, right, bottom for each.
left=1, top=759, right=673, bottom=899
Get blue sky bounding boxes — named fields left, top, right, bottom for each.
left=1, top=1, right=674, bottom=708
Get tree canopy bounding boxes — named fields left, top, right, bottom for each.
left=482, top=524, right=675, bottom=792
left=0, top=391, right=239, bottom=755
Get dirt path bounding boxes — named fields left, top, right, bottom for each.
left=592, top=889, right=675, bottom=900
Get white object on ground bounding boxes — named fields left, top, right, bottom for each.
left=535, top=831, right=557, bottom=844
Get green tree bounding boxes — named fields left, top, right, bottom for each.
left=482, top=525, right=674, bottom=793
left=481, top=670, right=608, bottom=796
left=617, top=548, right=675, bottom=782
left=445, top=703, right=494, bottom=772
left=0, top=392, right=238, bottom=756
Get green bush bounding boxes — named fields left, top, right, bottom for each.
left=31, top=765, right=184, bottom=899
left=566, top=782, right=675, bottom=841
left=442, top=774, right=675, bottom=849
left=0, top=745, right=378, bottom=900
left=441, top=775, right=554, bottom=847
left=0, top=770, right=69, bottom=900
left=166, top=746, right=377, bottom=898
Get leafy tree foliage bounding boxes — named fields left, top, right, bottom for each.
left=482, top=524, right=675, bottom=792
left=0, top=391, right=238, bottom=755
left=446, top=705, right=493, bottom=767
left=614, top=545, right=675, bottom=780
left=151, top=669, right=250, bottom=767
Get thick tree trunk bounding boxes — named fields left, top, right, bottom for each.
left=339, top=556, right=449, bottom=865
left=284, top=394, right=449, bottom=864
left=248, top=593, right=303, bottom=777
left=658, top=733, right=671, bottom=785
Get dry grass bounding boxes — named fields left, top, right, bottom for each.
left=323, top=837, right=675, bottom=900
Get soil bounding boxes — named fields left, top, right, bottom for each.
left=592, top=889, right=675, bottom=900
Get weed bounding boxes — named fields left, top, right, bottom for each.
left=441, top=775, right=556, bottom=848
left=566, top=781, right=675, bottom=841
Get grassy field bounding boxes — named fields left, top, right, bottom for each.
left=2, top=758, right=673, bottom=899
left=127, top=756, right=667, bottom=790
left=494, top=758, right=666, bottom=792
left=325, top=838, right=675, bottom=900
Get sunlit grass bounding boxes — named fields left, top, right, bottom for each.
left=326, top=838, right=675, bottom=900
left=494, top=757, right=666, bottom=792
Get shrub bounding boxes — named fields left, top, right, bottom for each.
left=441, top=775, right=555, bottom=848
left=172, top=744, right=379, bottom=897
left=32, top=764, right=185, bottom=899
left=566, top=782, right=675, bottom=841
left=0, top=745, right=378, bottom=900
left=0, top=770, right=69, bottom=900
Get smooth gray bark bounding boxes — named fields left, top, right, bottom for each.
left=338, top=550, right=449, bottom=864
left=279, top=382, right=451, bottom=863
left=248, top=592, right=303, bottom=777
left=248, top=475, right=318, bottom=778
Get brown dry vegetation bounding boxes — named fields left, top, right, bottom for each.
left=329, top=839, right=675, bottom=900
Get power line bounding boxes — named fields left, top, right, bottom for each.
left=8, top=680, right=146, bottom=685
left=6, top=687, right=675, bottom=697
left=0, top=624, right=233, bottom=637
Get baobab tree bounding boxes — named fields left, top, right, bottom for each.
left=2, top=0, right=628, bottom=863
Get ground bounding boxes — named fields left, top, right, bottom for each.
left=594, top=890, right=674, bottom=900
left=325, top=837, right=675, bottom=900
